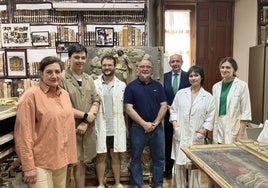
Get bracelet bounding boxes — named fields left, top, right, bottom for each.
left=83, top=113, right=88, bottom=123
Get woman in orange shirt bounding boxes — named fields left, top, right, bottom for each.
left=14, top=56, right=77, bottom=188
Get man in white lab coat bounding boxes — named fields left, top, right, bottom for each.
left=94, top=55, right=126, bottom=188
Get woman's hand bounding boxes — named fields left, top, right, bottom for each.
left=172, top=121, right=179, bottom=128
left=76, top=122, right=88, bottom=135
left=86, top=112, right=97, bottom=123
left=196, top=128, right=207, bottom=136
left=24, top=169, right=37, bottom=184
left=235, top=133, right=245, bottom=142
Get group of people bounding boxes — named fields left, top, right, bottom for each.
left=164, top=55, right=251, bottom=188
left=14, top=43, right=251, bottom=188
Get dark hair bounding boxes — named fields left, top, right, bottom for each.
left=219, top=57, right=238, bottom=76
left=101, top=55, right=117, bottom=66
left=67, top=43, right=87, bottom=58
left=187, top=65, right=204, bottom=85
left=38, top=56, right=63, bottom=72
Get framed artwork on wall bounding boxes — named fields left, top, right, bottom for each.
left=1, top=23, right=32, bottom=47
left=32, top=31, right=49, bottom=46
left=95, top=27, right=114, bottom=47
left=56, top=41, right=78, bottom=53
left=0, top=51, right=5, bottom=77
left=5, top=49, right=28, bottom=78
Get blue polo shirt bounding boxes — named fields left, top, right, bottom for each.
left=124, top=78, right=167, bottom=122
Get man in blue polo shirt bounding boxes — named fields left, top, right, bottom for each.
left=124, top=59, right=168, bottom=188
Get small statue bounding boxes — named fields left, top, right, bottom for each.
left=114, top=50, right=131, bottom=83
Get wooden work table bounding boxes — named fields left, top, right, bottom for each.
left=182, top=140, right=268, bottom=188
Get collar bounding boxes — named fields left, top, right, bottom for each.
left=172, top=70, right=181, bottom=76
left=65, top=68, right=84, bottom=79
left=39, top=80, right=62, bottom=96
left=137, top=77, right=152, bottom=85
left=101, top=75, right=115, bottom=85
left=101, top=75, right=107, bottom=84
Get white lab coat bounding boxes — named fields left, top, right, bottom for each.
left=257, top=119, right=268, bottom=143
left=94, top=76, right=127, bottom=153
left=170, top=87, right=215, bottom=165
left=212, top=77, right=252, bottom=144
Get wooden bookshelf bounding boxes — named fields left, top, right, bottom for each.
left=258, top=0, right=268, bottom=44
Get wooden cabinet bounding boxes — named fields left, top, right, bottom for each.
left=248, top=44, right=268, bottom=124
left=196, top=1, right=234, bottom=92
left=0, top=107, right=16, bottom=161
left=258, top=0, right=268, bottom=44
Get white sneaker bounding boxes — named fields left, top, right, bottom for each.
left=97, top=185, right=105, bottom=188
left=114, top=183, right=124, bottom=188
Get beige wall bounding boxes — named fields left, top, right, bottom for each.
left=233, top=0, right=258, bottom=82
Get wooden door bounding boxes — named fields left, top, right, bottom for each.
left=196, top=1, right=234, bottom=92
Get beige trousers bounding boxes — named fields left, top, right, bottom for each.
left=30, top=166, right=67, bottom=188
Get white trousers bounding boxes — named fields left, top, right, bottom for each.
left=172, top=164, right=201, bottom=188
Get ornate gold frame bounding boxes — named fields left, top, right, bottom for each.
left=182, top=140, right=268, bottom=188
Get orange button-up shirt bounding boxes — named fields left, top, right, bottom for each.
left=14, top=81, right=77, bottom=171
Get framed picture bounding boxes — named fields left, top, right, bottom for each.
left=32, top=31, right=49, bottom=46
left=95, top=27, right=114, bottom=47
left=182, top=142, right=268, bottom=188
left=0, top=51, right=5, bottom=77
left=5, top=49, right=28, bottom=78
left=1, top=23, right=32, bottom=47
left=56, top=41, right=78, bottom=53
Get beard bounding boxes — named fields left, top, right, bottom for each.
left=103, top=69, right=115, bottom=76
left=139, top=72, right=152, bottom=81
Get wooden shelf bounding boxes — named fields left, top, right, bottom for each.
left=0, top=111, right=16, bottom=121
left=0, top=147, right=14, bottom=160
left=0, top=106, right=16, bottom=121
left=0, top=132, right=14, bottom=145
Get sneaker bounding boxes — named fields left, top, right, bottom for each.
left=114, top=183, right=124, bottom=188
left=97, top=185, right=105, bottom=188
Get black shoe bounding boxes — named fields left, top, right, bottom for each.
left=164, top=170, right=172, bottom=178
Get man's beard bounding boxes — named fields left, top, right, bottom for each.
left=103, top=69, right=115, bottom=76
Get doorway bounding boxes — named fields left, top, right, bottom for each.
left=164, top=7, right=195, bottom=73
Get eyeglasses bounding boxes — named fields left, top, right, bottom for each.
left=138, top=65, right=152, bottom=70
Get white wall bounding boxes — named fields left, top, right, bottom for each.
left=233, top=0, right=258, bottom=82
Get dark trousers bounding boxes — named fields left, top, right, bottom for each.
left=164, top=113, right=174, bottom=172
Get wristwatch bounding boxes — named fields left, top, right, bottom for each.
left=83, top=113, right=88, bottom=123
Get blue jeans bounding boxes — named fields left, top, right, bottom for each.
left=130, top=123, right=165, bottom=187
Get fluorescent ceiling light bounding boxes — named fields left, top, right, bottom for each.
left=52, top=2, right=144, bottom=11
left=16, top=3, right=52, bottom=10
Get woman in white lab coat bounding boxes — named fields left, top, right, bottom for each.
left=170, top=65, right=216, bottom=188
left=212, top=57, right=252, bottom=144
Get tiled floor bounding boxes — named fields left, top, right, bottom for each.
left=80, top=172, right=209, bottom=188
